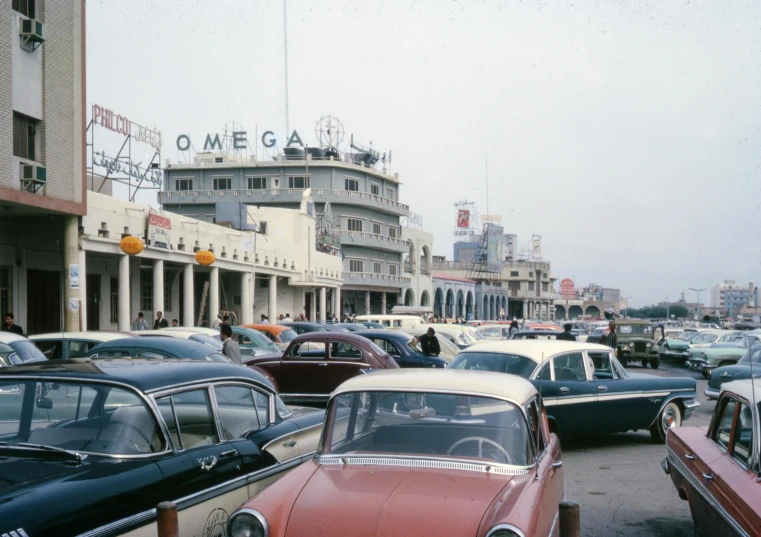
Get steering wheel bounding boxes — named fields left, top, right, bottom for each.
left=95, top=421, right=155, bottom=453
left=447, top=436, right=513, bottom=464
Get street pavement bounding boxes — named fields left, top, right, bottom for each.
left=563, top=360, right=712, bottom=537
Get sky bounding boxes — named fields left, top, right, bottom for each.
left=86, top=0, right=761, bottom=308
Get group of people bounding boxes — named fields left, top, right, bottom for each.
left=131, top=311, right=178, bottom=331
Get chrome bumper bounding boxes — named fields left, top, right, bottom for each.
left=660, top=349, right=690, bottom=359
left=704, top=387, right=720, bottom=400
left=682, top=398, right=701, bottom=420
left=685, top=359, right=714, bottom=372
left=661, top=456, right=670, bottom=475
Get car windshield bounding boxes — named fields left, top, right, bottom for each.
left=4, top=341, right=47, bottom=365
left=448, top=352, right=537, bottom=378
left=617, top=325, right=652, bottom=335
left=189, top=334, right=224, bottom=351
left=237, top=329, right=279, bottom=351
left=321, top=390, right=532, bottom=466
left=278, top=329, right=297, bottom=343
left=0, top=379, right=163, bottom=456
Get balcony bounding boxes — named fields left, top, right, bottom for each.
left=343, top=271, right=411, bottom=289
left=159, top=188, right=410, bottom=217
left=340, top=231, right=409, bottom=254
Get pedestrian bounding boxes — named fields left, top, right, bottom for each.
left=500, top=307, right=506, bottom=320
left=278, top=314, right=285, bottom=322
left=508, top=320, right=519, bottom=338
left=557, top=323, right=577, bottom=341
left=281, top=314, right=292, bottom=324
left=153, top=311, right=169, bottom=329
left=211, top=313, right=222, bottom=329
left=171, top=319, right=179, bottom=327
left=332, top=314, right=339, bottom=323
left=220, top=324, right=241, bottom=365
left=415, top=327, right=441, bottom=357
left=260, top=314, right=269, bottom=324
left=1, top=313, right=23, bottom=336
left=222, top=315, right=230, bottom=325
left=131, top=312, right=148, bottom=331
left=604, top=321, right=617, bottom=352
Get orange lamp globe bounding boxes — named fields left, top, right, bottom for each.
left=120, top=236, right=144, bottom=256
left=195, top=250, right=215, bottom=266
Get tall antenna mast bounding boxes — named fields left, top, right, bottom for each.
left=485, top=154, right=489, bottom=217
left=283, top=0, right=290, bottom=135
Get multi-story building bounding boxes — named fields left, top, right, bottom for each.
left=0, top=0, right=86, bottom=333
left=453, top=233, right=517, bottom=264
left=160, top=146, right=431, bottom=316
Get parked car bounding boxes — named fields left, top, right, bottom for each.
left=287, top=322, right=330, bottom=335
left=448, top=340, right=699, bottom=442
left=29, top=331, right=135, bottom=360
left=401, top=327, right=465, bottom=359
left=663, top=378, right=761, bottom=536
left=0, top=332, right=47, bottom=367
left=88, top=336, right=230, bottom=362
left=509, top=330, right=563, bottom=340
left=133, top=329, right=224, bottom=351
left=353, top=330, right=448, bottom=367
left=229, top=326, right=282, bottom=356
left=353, top=314, right=425, bottom=329
left=0, top=359, right=324, bottom=537
left=243, top=323, right=298, bottom=351
left=411, top=323, right=478, bottom=349
left=475, top=324, right=512, bottom=340
left=226, top=369, right=564, bottom=537
left=686, top=333, right=761, bottom=378
left=245, top=332, right=399, bottom=404
left=354, top=321, right=384, bottom=329
left=704, top=345, right=761, bottom=399
left=615, top=319, right=661, bottom=368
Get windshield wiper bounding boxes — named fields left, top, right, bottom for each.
left=0, top=442, right=86, bottom=463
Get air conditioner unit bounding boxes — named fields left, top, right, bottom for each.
left=20, top=163, right=46, bottom=193
left=19, top=18, right=44, bottom=48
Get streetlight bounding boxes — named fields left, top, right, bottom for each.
left=622, top=296, right=633, bottom=318
left=689, top=287, right=707, bottom=321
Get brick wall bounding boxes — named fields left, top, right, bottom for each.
left=0, top=4, right=13, bottom=189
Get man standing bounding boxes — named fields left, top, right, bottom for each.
left=2, top=313, right=23, bottom=335
left=220, top=324, right=241, bottom=365
left=281, top=313, right=292, bottom=324
left=132, top=312, right=148, bottom=331
left=416, top=328, right=441, bottom=357
left=260, top=314, right=269, bottom=324
left=153, top=311, right=169, bottom=329
left=604, top=321, right=618, bottom=351
left=171, top=319, right=179, bottom=327
left=557, top=323, right=577, bottom=341
left=211, top=313, right=222, bottom=329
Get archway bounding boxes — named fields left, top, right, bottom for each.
left=482, top=296, right=488, bottom=320
left=420, top=246, right=431, bottom=275
left=555, top=305, right=567, bottom=320
left=568, top=305, right=583, bottom=319
left=445, top=289, right=454, bottom=318
left=434, top=288, right=444, bottom=317
left=456, top=290, right=464, bottom=318
left=404, top=288, right=414, bottom=306
left=585, top=305, right=601, bottom=318
left=421, top=290, right=430, bottom=307
left=466, top=291, right=474, bottom=319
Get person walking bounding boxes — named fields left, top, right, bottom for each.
left=131, top=312, right=148, bottom=331
left=2, top=313, right=23, bottom=335
left=211, top=314, right=222, bottom=329
left=508, top=320, right=519, bottom=338
left=604, top=321, right=618, bottom=351
left=153, top=311, right=169, bottom=329
left=415, top=328, right=441, bottom=357
left=556, top=323, right=577, bottom=341
left=220, top=324, right=241, bottom=365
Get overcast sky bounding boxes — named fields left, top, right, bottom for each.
left=86, top=0, right=760, bottom=308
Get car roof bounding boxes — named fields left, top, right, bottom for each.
left=290, top=332, right=370, bottom=344
left=135, top=330, right=208, bottom=339
left=241, top=324, right=292, bottom=334
left=0, top=359, right=272, bottom=393
left=720, top=378, right=761, bottom=402
left=89, top=336, right=216, bottom=352
left=458, top=340, right=612, bottom=363
left=163, top=326, right=220, bottom=336
left=353, top=330, right=410, bottom=341
left=334, top=369, right=537, bottom=404
left=0, top=332, right=30, bottom=343
left=29, top=331, right=135, bottom=342
left=615, top=319, right=651, bottom=325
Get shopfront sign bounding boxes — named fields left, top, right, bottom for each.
left=94, top=151, right=162, bottom=187
left=147, top=213, right=172, bottom=249
left=176, top=129, right=305, bottom=152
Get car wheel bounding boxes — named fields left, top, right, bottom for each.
left=650, top=357, right=660, bottom=369
left=650, top=401, right=682, bottom=443
left=641, top=359, right=649, bottom=368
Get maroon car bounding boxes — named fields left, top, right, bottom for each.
left=245, top=332, right=399, bottom=404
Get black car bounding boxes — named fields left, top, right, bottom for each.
left=87, top=336, right=230, bottom=362
left=288, top=322, right=330, bottom=335
left=704, top=345, right=761, bottom=399
left=353, top=330, right=448, bottom=368
left=0, top=359, right=324, bottom=537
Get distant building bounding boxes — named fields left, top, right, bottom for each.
left=453, top=233, right=517, bottom=263
left=711, top=280, right=758, bottom=318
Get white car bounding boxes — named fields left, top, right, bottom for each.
left=0, top=332, right=48, bottom=366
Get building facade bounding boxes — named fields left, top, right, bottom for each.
left=0, top=0, right=86, bottom=333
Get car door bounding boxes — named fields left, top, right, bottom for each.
left=589, top=350, right=646, bottom=433
left=278, top=340, right=330, bottom=396
left=328, top=340, right=370, bottom=390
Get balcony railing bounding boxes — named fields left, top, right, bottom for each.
left=431, top=260, right=552, bottom=272
left=343, top=231, right=409, bottom=251
left=345, top=272, right=411, bottom=285
left=403, top=258, right=415, bottom=273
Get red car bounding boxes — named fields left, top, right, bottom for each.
left=245, top=332, right=398, bottom=404
left=663, top=378, right=761, bottom=536
left=226, top=369, right=564, bottom=537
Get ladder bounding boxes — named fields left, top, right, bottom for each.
left=197, top=281, right=210, bottom=327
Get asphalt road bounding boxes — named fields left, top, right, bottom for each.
left=562, top=359, right=713, bottom=537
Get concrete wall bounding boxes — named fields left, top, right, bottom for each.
left=0, top=4, right=14, bottom=190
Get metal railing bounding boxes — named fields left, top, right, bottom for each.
left=345, top=272, right=411, bottom=284
left=431, top=260, right=552, bottom=272
left=343, top=231, right=409, bottom=248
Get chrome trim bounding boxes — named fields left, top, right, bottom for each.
left=666, top=447, right=751, bottom=537
left=145, top=376, right=275, bottom=396
left=704, top=387, right=720, bottom=399
left=647, top=396, right=700, bottom=429
left=227, top=508, right=269, bottom=537
left=281, top=393, right=330, bottom=400
left=316, top=454, right=532, bottom=476
left=486, top=523, right=527, bottom=537
left=261, top=422, right=323, bottom=459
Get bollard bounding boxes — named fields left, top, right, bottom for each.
left=559, top=500, right=580, bottom=537
left=156, top=501, right=179, bottom=537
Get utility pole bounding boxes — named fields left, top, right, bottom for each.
left=689, top=287, right=707, bottom=321
left=283, top=0, right=290, bottom=135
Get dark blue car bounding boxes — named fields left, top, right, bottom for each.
left=87, top=336, right=230, bottom=362
left=288, top=322, right=330, bottom=335
left=0, top=359, right=324, bottom=537
left=353, top=330, right=448, bottom=368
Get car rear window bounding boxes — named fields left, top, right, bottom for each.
left=278, top=329, right=297, bottom=342
left=449, top=352, right=537, bottom=378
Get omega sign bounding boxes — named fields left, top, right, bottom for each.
left=176, top=129, right=305, bottom=151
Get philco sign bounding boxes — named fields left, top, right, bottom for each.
left=92, top=104, right=161, bottom=150
left=176, top=129, right=305, bottom=152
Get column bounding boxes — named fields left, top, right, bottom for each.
left=335, top=286, right=342, bottom=317
left=319, top=287, right=327, bottom=321
left=78, top=248, right=87, bottom=331
left=310, top=289, right=317, bottom=321
left=522, top=300, right=527, bottom=320
left=365, top=291, right=371, bottom=315
left=331, top=288, right=338, bottom=318
left=381, top=292, right=387, bottom=315
left=183, top=263, right=194, bottom=326
left=118, top=254, right=130, bottom=331
left=301, top=289, right=307, bottom=318
left=241, top=272, right=253, bottom=324
left=153, top=259, right=164, bottom=320
left=268, top=275, right=277, bottom=323
left=209, top=266, right=219, bottom=326
left=63, top=216, right=81, bottom=331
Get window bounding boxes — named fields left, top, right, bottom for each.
left=372, top=338, right=401, bottom=357
left=553, top=353, right=587, bottom=381
left=450, top=352, right=537, bottom=377
left=349, top=259, right=364, bottom=273
left=68, top=340, right=98, bottom=359
left=258, top=221, right=268, bottom=235
left=508, top=281, right=520, bottom=291
left=372, top=222, right=382, bottom=235
left=288, top=341, right=326, bottom=359
left=386, top=187, right=396, bottom=200
left=528, top=282, right=535, bottom=291
left=370, top=183, right=380, bottom=195
left=330, top=341, right=362, bottom=359
left=288, top=176, right=309, bottom=189
left=347, top=218, right=363, bottom=232
left=542, top=282, right=549, bottom=292
left=714, top=398, right=736, bottom=451
left=175, top=178, right=193, bottom=191
left=529, top=272, right=534, bottom=277
left=247, top=176, right=267, bottom=190
left=526, top=400, right=545, bottom=457
left=345, top=178, right=359, bottom=191
left=140, top=270, right=152, bottom=312
left=373, top=261, right=382, bottom=274
left=388, top=226, right=398, bottom=239
left=213, top=177, right=231, bottom=190
left=214, top=385, right=261, bottom=438
left=12, top=0, right=35, bottom=18
left=157, top=389, right=219, bottom=450
left=733, top=402, right=754, bottom=467
left=13, top=113, right=38, bottom=161
left=589, top=352, right=617, bottom=379
left=35, top=340, right=62, bottom=360
left=510, top=271, right=519, bottom=277
left=389, top=264, right=399, bottom=276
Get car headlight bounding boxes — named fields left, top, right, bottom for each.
left=487, top=525, right=526, bottom=537
left=646, top=342, right=652, bottom=348
left=227, top=509, right=269, bottom=537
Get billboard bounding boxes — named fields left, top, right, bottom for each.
left=485, top=223, right=504, bottom=273
left=456, top=210, right=470, bottom=228
left=560, top=278, right=575, bottom=298
left=147, top=213, right=172, bottom=249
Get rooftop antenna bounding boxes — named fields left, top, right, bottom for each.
left=283, top=0, right=290, bottom=135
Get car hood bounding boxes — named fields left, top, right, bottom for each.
left=284, top=463, right=517, bottom=537
left=664, top=338, right=689, bottom=350
left=708, top=364, right=758, bottom=390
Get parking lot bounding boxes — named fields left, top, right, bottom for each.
left=563, top=360, right=713, bottom=537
